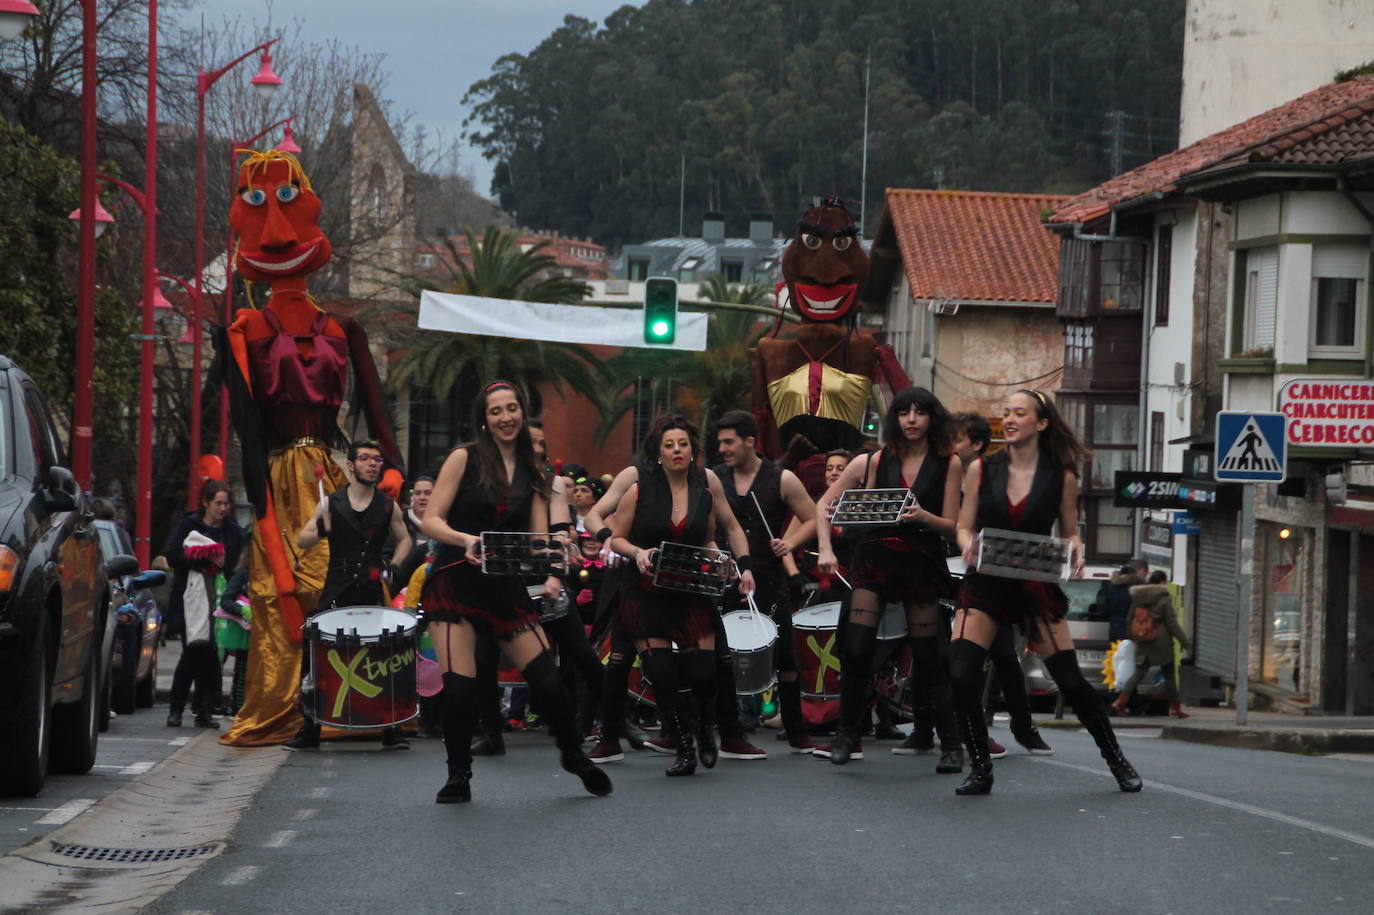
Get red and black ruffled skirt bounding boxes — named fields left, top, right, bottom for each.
left=419, top=558, right=539, bottom=640
left=956, top=572, right=1068, bottom=639
left=617, top=581, right=715, bottom=645
left=849, top=531, right=953, bottom=604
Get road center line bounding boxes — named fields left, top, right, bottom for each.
left=1031, top=758, right=1374, bottom=851
left=292, top=808, right=318, bottom=821
left=119, top=761, right=156, bottom=776
left=308, top=787, right=332, bottom=799
left=34, top=799, right=95, bottom=825
left=263, top=830, right=297, bottom=848
left=220, top=865, right=260, bottom=886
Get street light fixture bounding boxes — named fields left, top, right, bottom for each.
left=250, top=50, right=282, bottom=99
left=67, top=199, right=114, bottom=238
left=275, top=119, right=301, bottom=154
left=0, top=0, right=38, bottom=41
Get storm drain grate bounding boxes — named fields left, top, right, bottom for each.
left=49, top=842, right=219, bottom=864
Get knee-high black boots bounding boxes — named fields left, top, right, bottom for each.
left=910, top=636, right=962, bottom=774
left=644, top=648, right=695, bottom=776
left=827, top=622, right=877, bottom=765
left=437, top=672, right=475, bottom=803
left=948, top=639, right=993, bottom=795
left=523, top=652, right=613, bottom=796
left=1042, top=651, right=1142, bottom=792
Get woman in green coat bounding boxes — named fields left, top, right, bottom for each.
left=1111, top=571, right=1192, bottom=718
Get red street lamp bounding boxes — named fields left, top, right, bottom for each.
left=67, top=199, right=114, bottom=237
left=0, top=0, right=38, bottom=41
left=192, top=37, right=282, bottom=509
left=275, top=118, right=301, bottom=154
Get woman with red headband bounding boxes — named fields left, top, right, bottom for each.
left=420, top=381, right=611, bottom=804
left=949, top=389, right=1142, bottom=795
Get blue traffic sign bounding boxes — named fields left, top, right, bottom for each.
left=1214, top=411, right=1287, bottom=482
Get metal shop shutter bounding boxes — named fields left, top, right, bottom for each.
left=1194, top=511, right=1238, bottom=679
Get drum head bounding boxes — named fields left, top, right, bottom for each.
left=792, top=600, right=842, bottom=631
left=311, top=606, right=416, bottom=639
left=722, top=609, right=778, bottom=652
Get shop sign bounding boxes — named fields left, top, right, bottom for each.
left=1144, top=517, right=1173, bottom=547
left=1177, top=477, right=1238, bottom=510
left=1279, top=378, right=1374, bottom=448
left=1171, top=512, right=1202, bottom=536
left=1113, top=471, right=1184, bottom=508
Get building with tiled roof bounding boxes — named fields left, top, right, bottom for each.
left=1043, top=72, right=1374, bottom=715
left=863, top=188, right=1070, bottom=419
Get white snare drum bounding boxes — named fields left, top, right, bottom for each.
left=722, top=608, right=777, bottom=695
left=876, top=602, right=908, bottom=641
left=307, top=606, right=418, bottom=729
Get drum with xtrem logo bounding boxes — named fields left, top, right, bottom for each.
left=792, top=601, right=843, bottom=700
left=307, top=607, right=418, bottom=729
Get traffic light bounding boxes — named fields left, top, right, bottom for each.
left=643, top=277, right=678, bottom=344
left=862, top=408, right=880, bottom=437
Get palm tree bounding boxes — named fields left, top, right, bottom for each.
left=593, top=273, right=775, bottom=445
left=389, top=226, right=607, bottom=415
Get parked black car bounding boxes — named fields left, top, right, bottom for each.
left=0, top=355, right=108, bottom=797
left=93, top=519, right=165, bottom=716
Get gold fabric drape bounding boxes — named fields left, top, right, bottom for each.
left=221, top=444, right=346, bottom=746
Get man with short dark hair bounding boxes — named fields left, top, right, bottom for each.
left=710, top=410, right=821, bottom=756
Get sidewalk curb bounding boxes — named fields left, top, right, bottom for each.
left=1160, top=724, right=1374, bottom=755
left=0, top=731, right=285, bottom=911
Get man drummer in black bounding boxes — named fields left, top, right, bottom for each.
left=287, top=439, right=412, bottom=750
left=711, top=411, right=821, bottom=754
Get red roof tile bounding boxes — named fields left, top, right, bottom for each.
left=1050, top=77, right=1374, bottom=225
left=885, top=188, right=1070, bottom=304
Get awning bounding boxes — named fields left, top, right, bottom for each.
left=418, top=291, right=709, bottom=352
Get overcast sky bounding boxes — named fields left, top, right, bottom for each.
left=174, top=0, right=630, bottom=195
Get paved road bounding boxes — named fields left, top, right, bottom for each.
left=146, top=725, right=1374, bottom=913
left=0, top=705, right=215, bottom=857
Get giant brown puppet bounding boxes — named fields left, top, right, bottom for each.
left=216, top=150, right=404, bottom=747
left=749, top=197, right=910, bottom=489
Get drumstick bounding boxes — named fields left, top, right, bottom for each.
left=749, top=491, right=776, bottom=542
left=313, top=464, right=326, bottom=504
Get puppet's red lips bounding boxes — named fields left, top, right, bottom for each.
left=795, top=282, right=857, bottom=315
left=240, top=240, right=321, bottom=274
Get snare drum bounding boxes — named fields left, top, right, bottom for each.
left=792, top=601, right=843, bottom=699
left=722, top=609, right=778, bottom=695
left=526, top=585, right=571, bottom=624
left=876, top=602, right=908, bottom=641
left=308, top=606, right=418, bottom=729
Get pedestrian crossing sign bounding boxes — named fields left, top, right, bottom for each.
left=1214, top=411, right=1287, bottom=482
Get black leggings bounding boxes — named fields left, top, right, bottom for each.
left=541, top=610, right=605, bottom=720
left=601, top=621, right=635, bottom=739
left=170, top=642, right=220, bottom=712
left=984, top=625, right=1034, bottom=732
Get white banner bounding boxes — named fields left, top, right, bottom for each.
left=417, top=291, right=709, bottom=351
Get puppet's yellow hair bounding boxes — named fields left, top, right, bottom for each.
left=234, top=148, right=313, bottom=193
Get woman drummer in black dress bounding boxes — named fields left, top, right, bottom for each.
left=950, top=389, right=1141, bottom=795
left=608, top=416, right=756, bottom=777
left=420, top=381, right=611, bottom=803
left=815, top=387, right=963, bottom=769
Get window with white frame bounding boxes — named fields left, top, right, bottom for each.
left=1239, top=246, right=1277, bottom=354
left=1309, top=244, right=1368, bottom=357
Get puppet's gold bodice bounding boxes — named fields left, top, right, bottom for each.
left=767, top=361, right=871, bottom=430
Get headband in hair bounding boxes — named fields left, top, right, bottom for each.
left=483, top=380, right=516, bottom=394
left=1021, top=388, right=1048, bottom=410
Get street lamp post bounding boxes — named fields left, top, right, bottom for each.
left=191, top=38, right=281, bottom=508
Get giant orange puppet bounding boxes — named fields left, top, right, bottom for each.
left=749, top=197, right=910, bottom=490
left=216, top=150, right=403, bottom=747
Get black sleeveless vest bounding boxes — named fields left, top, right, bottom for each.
left=433, top=446, right=535, bottom=567
left=872, top=447, right=949, bottom=524
left=975, top=450, right=1063, bottom=536
left=319, top=486, right=393, bottom=609
left=711, top=456, right=784, bottom=568
left=629, top=462, right=712, bottom=550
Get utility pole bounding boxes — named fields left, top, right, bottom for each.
left=860, top=47, right=871, bottom=232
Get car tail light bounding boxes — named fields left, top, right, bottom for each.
left=0, top=546, right=18, bottom=592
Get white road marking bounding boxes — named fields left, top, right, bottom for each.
left=168, top=736, right=192, bottom=746
left=263, top=830, right=297, bottom=848
left=100, top=736, right=182, bottom=742
left=0, top=807, right=58, bottom=813
left=1033, top=758, right=1374, bottom=851
left=119, top=761, right=156, bottom=776
left=220, top=866, right=260, bottom=886
left=308, top=787, right=332, bottom=799
left=35, top=799, right=95, bottom=825
left=292, top=808, right=318, bottom=821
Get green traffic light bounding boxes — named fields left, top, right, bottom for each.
left=651, top=320, right=670, bottom=338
